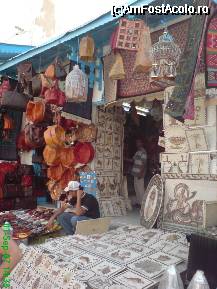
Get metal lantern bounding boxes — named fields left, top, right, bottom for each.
left=150, top=28, right=181, bottom=82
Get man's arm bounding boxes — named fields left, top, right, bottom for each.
left=68, top=191, right=86, bottom=216
left=47, top=203, right=68, bottom=228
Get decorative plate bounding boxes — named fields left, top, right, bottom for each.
left=140, top=175, right=164, bottom=229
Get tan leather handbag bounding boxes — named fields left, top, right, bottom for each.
left=26, top=100, right=45, bottom=123
left=60, top=147, right=76, bottom=168
left=43, top=145, right=60, bottom=166
left=47, top=163, right=64, bottom=181
left=45, top=64, right=56, bottom=80
left=76, top=123, right=97, bottom=143
left=44, top=125, right=65, bottom=147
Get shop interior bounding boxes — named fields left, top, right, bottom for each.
left=123, top=99, right=164, bottom=210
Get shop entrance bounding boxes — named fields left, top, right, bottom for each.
left=123, top=100, right=164, bottom=213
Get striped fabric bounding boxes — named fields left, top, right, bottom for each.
left=131, top=148, right=147, bottom=177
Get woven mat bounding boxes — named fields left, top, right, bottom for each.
left=165, top=0, right=208, bottom=121
left=117, top=19, right=190, bottom=98
left=205, top=14, right=217, bottom=88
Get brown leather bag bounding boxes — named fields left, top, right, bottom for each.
left=43, top=145, right=60, bottom=166
left=17, top=131, right=31, bottom=151
left=17, top=61, right=33, bottom=82
left=31, top=74, right=42, bottom=97
left=45, top=63, right=56, bottom=80
left=44, top=125, right=65, bottom=147
left=24, top=123, right=45, bottom=148
left=47, top=163, right=64, bottom=181
left=59, top=167, right=75, bottom=189
left=55, top=58, right=66, bottom=81
left=60, top=147, right=76, bottom=168
left=26, top=100, right=45, bottom=123
left=76, top=123, right=97, bottom=142
left=1, top=89, right=31, bottom=111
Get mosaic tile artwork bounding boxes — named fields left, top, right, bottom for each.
left=124, top=244, right=154, bottom=256
left=105, top=248, right=141, bottom=265
left=169, top=244, right=189, bottom=260
left=148, top=251, right=182, bottom=266
left=127, top=257, right=167, bottom=279
left=188, top=153, right=210, bottom=174
left=88, top=275, right=116, bottom=289
left=89, top=260, right=124, bottom=278
left=148, top=240, right=177, bottom=253
left=165, top=125, right=189, bottom=153
left=75, top=269, right=96, bottom=282
left=185, top=128, right=208, bottom=152
left=113, top=270, right=155, bottom=289
left=83, top=241, right=117, bottom=254
left=71, top=252, right=103, bottom=269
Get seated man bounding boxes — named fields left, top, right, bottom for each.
left=47, top=181, right=100, bottom=235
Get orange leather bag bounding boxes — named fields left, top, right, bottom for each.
left=45, top=64, right=56, bottom=80
left=47, top=163, right=64, bottom=181
left=50, top=182, right=62, bottom=201
left=59, top=167, right=75, bottom=189
left=76, top=123, right=97, bottom=143
left=60, top=147, right=76, bottom=168
left=26, top=100, right=45, bottom=123
left=3, top=114, right=14, bottom=130
left=44, top=125, right=65, bottom=147
left=43, top=145, right=60, bottom=166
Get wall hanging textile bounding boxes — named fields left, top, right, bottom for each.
left=0, top=110, right=22, bottom=160
left=205, top=10, right=217, bottom=88
left=65, top=65, right=88, bottom=102
left=133, top=25, right=153, bottom=73
left=165, top=0, right=208, bottom=121
left=112, top=18, right=144, bottom=51
left=26, top=100, right=45, bottom=123
left=79, top=35, right=95, bottom=61
left=103, top=52, right=117, bottom=104
left=117, top=20, right=190, bottom=98
left=109, top=52, right=126, bottom=80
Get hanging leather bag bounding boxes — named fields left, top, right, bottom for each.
left=24, top=123, right=46, bottom=148
left=55, top=58, right=66, bottom=80
left=31, top=74, right=42, bottom=97
left=44, top=125, right=65, bottom=147
left=43, top=145, right=60, bottom=166
left=76, top=123, right=97, bottom=143
left=60, top=147, right=76, bottom=168
left=17, top=62, right=33, bottom=83
left=26, top=100, right=46, bottom=123
left=47, top=163, right=64, bottom=181
left=1, top=87, right=31, bottom=111
left=17, top=131, right=32, bottom=151
left=45, top=63, right=56, bottom=80
left=0, top=79, right=10, bottom=99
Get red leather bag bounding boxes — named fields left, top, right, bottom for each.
left=0, top=80, right=10, bottom=98
left=44, top=84, right=59, bottom=105
left=17, top=131, right=31, bottom=151
left=21, top=175, right=33, bottom=187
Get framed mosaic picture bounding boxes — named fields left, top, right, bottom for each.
left=104, top=158, right=113, bottom=171
left=188, top=153, right=210, bottom=174
left=162, top=178, right=217, bottom=232
left=148, top=251, right=182, bottom=266
left=140, top=174, right=164, bottom=229
left=165, top=125, right=189, bottom=153
left=161, top=153, right=189, bottom=174
left=185, top=128, right=208, bottom=152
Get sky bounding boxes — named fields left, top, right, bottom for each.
left=0, top=0, right=128, bottom=46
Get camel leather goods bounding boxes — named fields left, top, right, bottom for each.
left=0, top=79, right=10, bottom=98
left=109, top=52, right=126, bottom=80
left=60, top=146, right=75, bottom=168
left=133, top=26, right=153, bottom=73
left=1, top=89, right=31, bottom=111
left=55, top=58, right=66, bottom=80
left=47, top=163, right=64, bottom=181
left=59, top=167, right=75, bottom=189
left=44, top=125, right=65, bottom=147
left=21, top=175, right=33, bottom=187
left=24, top=123, right=45, bottom=149
left=44, top=84, right=59, bottom=105
left=45, top=63, right=56, bottom=80
left=76, top=123, right=97, bottom=143
left=48, top=181, right=62, bottom=201
left=79, top=35, right=95, bottom=61
left=31, top=74, right=42, bottom=97
left=17, top=61, right=33, bottom=82
left=40, top=73, right=54, bottom=96
left=74, top=142, right=95, bottom=164
left=17, top=131, right=31, bottom=151
left=60, top=117, right=77, bottom=130
left=65, top=65, right=88, bottom=102
left=43, top=145, right=60, bottom=166
left=26, top=100, right=46, bottom=123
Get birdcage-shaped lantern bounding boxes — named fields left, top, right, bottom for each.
left=65, top=65, right=88, bottom=102
left=150, top=28, right=181, bottom=81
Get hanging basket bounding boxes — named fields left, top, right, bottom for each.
left=79, top=35, right=95, bottom=61
left=109, top=52, right=126, bottom=80
left=133, top=25, right=153, bottom=73
left=65, top=65, right=88, bottom=103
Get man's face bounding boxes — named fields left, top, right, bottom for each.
left=68, top=190, right=77, bottom=199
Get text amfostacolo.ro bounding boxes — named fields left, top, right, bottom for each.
left=112, top=4, right=210, bottom=17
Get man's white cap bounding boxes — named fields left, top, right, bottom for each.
left=64, top=181, right=80, bottom=192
